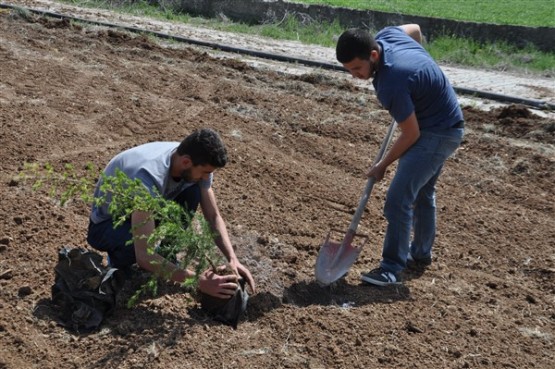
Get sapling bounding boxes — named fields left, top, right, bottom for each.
left=98, top=169, right=226, bottom=305
left=19, top=162, right=224, bottom=306
left=18, top=161, right=97, bottom=206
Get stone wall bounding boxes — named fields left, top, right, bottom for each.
left=159, top=0, right=554, bottom=52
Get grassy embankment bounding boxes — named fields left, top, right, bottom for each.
left=63, top=0, right=554, bottom=74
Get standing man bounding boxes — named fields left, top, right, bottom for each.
left=87, top=128, right=255, bottom=298
left=336, top=25, right=464, bottom=286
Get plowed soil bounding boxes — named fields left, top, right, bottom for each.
left=1, top=10, right=554, bottom=369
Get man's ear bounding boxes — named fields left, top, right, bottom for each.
left=181, top=155, right=193, bottom=169
left=370, top=49, right=380, bottom=62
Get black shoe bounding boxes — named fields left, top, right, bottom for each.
left=406, top=254, right=432, bottom=269
left=361, top=267, right=400, bottom=286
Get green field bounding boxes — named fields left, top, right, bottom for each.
left=294, top=0, right=555, bottom=27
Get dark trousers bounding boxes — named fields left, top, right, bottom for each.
left=87, top=184, right=201, bottom=268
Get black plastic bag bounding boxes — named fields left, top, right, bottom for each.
left=200, top=278, right=249, bottom=329
left=51, top=247, right=124, bottom=332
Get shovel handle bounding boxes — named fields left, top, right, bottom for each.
left=329, top=228, right=370, bottom=243
left=347, top=118, right=397, bottom=234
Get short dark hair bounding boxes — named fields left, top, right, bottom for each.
left=176, top=128, right=228, bottom=168
left=336, top=28, right=379, bottom=64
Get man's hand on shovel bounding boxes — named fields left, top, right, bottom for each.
left=367, top=161, right=387, bottom=182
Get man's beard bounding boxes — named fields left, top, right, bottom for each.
left=370, top=58, right=379, bottom=78
left=180, top=167, right=194, bottom=182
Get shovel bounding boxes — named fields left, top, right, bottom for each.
left=315, top=118, right=398, bottom=285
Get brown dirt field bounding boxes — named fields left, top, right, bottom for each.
left=1, top=11, right=554, bottom=369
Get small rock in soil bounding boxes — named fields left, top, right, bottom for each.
left=485, top=281, right=498, bottom=289
left=18, top=286, right=33, bottom=297
left=405, top=321, right=424, bottom=334
left=525, top=294, right=537, bottom=304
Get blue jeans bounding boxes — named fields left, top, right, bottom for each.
left=87, top=184, right=201, bottom=268
left=380, top=127, right=464, bottom=274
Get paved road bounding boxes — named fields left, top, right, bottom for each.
left=4, top=0, right=555, bottom=115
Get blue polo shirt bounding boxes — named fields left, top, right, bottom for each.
left=90, top=142, right=212, bottom=224
left=372, top=27, right=463, bottom=130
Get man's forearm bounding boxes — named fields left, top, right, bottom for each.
left=134, top=241, right=194, bottom=283
left=380, top=131, right=420, bottom=169
left=211, top=216, right=238, bottom=263
left=132, top=210, right=193, bottom=284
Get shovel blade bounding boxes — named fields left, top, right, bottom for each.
left=315, top=232, right=366, bottom=285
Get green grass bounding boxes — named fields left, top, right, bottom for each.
left=427, top=36, right=555, bottom=73
left=61, top=0, right=345, bottom=45
left=59, top=0, right=554, bottom=74
left=294, top=0, right=555, bottom=28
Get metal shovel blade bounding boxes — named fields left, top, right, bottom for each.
left=315, top=230, right=368, bottom=285
left=314, top=118, right=398, bottom=286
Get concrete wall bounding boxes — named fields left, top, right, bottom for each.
left=158, top=0, right=554, bottom=52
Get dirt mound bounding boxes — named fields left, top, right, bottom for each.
left=463, top=105, right=555, bottom=144
left=1, top=12, right=554, bottom=369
